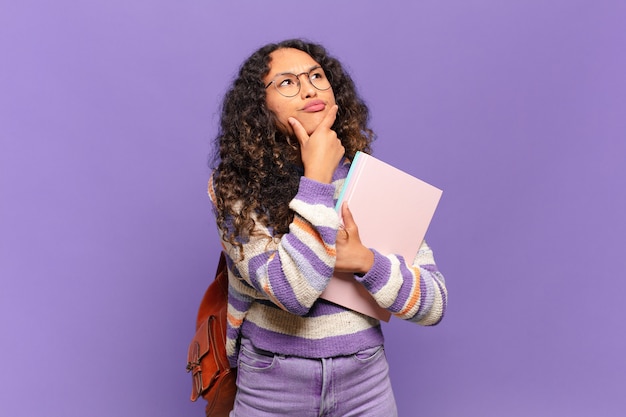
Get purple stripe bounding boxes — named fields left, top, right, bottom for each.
left=245, top=251, right=308, bottom=314
left=266, top=258, right=309, bottom=314
left=246, top=251, right=273, bottom=292
left=295, top=178, right=336, bottom=206
left=282, top=236, right=334, bottom=293
left=228, top=290, right=251, bottom=312
left=430, top=277, right=447, bottom=325
left=227, top=326, right=239, bottom=341
left=356, top=251, right=391, bottom=294
left=387, top=260, right=416, bottom=312
left=331, top=160, right=351, bottom=182
left=422, top=263, right=439, bottom=273
left=241, top=319, right=384, bottom=359
left=316, top=225, right=339, bottom=244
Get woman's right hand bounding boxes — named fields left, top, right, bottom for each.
left=289, top=105, right=345, bottom=184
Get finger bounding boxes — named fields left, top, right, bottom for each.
left=288, top=117, right=310, bottom=146
left=341, top=202, right=356, bottom=230
left=316, top=104, right=338, bottom=132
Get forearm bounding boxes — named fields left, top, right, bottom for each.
left=355, top=241, right=448, bottom=325
left=218, top=177, right=341, bottom=315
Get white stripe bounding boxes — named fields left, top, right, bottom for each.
left=246, top=303, right=378, bottom=340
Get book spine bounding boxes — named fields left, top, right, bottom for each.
left=335, top=151, right=363, bottom=211
left=335, top=151, right=367, bottom=218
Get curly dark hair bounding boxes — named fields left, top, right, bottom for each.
left=211, top=39, right=375, bottom=251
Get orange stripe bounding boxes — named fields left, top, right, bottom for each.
left=260, top=252, right=287, bottom=310
left=399, top=266, right=422, bottom=316
left=227, top=312, right=243, bottom=327
left=293, top=217, right=337, bottom=257
left=263, top=282, right=287, bottom=310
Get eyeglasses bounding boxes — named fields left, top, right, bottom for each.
left=265, top=66, right=332, bottom=97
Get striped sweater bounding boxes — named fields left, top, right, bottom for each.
left=208, top=158, right=447, bottom=367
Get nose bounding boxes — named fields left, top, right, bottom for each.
left=299, top=74, right=317, bottom=99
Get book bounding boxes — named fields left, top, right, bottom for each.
left=320, top=151, right=443, bottom=321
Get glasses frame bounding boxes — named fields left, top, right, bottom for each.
left=265, top=65, right=332, bottom=97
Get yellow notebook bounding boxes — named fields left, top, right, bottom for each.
left=320, top=152, right=443, bottom=321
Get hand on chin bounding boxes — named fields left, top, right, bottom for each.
left=299, top=111, right=329, bottom=136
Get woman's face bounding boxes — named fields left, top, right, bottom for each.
left=264, top=48, right=336, bottom=137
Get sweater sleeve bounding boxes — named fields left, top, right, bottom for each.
left=355, top=240, right=447, bottom=325
left=209, top=174, right=341, bottom=316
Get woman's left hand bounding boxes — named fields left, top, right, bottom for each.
left=334, top=202, right=375, bottom=275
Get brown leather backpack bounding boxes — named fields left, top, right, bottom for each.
left=186, top=252, right=237, bottom=417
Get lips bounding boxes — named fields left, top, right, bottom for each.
left=301, top=100, right=326, bottom=112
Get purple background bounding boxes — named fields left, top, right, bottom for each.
left=2, top=1, right=625, bottom=416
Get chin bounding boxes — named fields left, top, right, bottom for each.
left=303, top=115, right=327, bottom=135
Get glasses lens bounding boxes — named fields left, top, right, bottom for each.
left=309, top=68, right=331, bottom=91
left=274, top=74, right=299, bottom=97
left=270, top=67, right=332, bottom=97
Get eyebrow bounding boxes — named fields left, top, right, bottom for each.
left=272, top=65, right=322, bottom=78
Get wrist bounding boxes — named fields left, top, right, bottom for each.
left=357, top=248, right=375, bottom=275
left=303, top=168, right=332, bottom=184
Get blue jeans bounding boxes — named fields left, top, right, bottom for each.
left=230, top=337, right=398, bottom=417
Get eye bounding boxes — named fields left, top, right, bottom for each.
left=277, top=75, right=297, bottom=88
left=310, top=70, right=325, bottom=80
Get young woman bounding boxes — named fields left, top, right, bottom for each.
left=209, top=39, right=447, bottom=417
